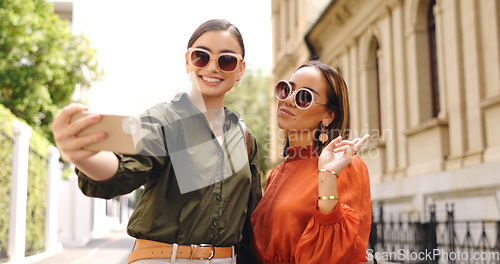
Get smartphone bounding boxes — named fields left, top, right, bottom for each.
left=70, top=112, right=141, bottom=155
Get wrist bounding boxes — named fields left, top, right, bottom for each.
left=318, top=195, right=339, bottom=200
left=318, top=168, right=338, bottom=178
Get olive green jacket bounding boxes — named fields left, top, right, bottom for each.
left=77, top=93, right=262, bottom=262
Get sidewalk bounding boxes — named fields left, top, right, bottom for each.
left=32, top=230, right=135, bottom=264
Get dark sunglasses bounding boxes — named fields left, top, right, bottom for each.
left=188, top=48, right=243, bottom=72
left=275, top=80, right=327, bottom=110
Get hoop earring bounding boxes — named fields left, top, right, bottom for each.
left=319, top=123, right=329, bottom=144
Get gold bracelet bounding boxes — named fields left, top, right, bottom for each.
left=318, top=195, right=339, bottom=200
left=318, top=168, right=338, bottom=177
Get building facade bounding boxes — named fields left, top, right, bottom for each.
left=270, top=0, right=500, bottom=224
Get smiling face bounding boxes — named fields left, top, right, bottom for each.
left=185, top=30, right=245, bottom=101
left=277, top=66, right=334, bottom=146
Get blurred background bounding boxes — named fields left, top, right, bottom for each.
left=1, top=0, right=499, bottom=263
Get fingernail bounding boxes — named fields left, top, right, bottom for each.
left=96, top=133, right=106, bottom=140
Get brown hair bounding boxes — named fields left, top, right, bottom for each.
left=187, top=19, right=245, bottom=58
left=283, top=60, right=351, bottom=155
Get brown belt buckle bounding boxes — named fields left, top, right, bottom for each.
left=190, top=244, right=215, bottom=260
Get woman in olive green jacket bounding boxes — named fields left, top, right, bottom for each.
left=51, top=19, right=261, bottom=264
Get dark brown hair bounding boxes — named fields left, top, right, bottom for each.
left=283, top=60, right=351, bottom=156
left=187, top=19, right=245, bottom=58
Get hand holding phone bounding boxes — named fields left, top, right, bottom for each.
left=70, top=112, right=141, bottom=155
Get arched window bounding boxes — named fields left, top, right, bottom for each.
left=427, top=0, right=440, bottom=117
left=366, top=36, right=382, bottom=134
left=375, top=42, right=382, bottom=131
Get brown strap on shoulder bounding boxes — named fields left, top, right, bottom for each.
left=238, top=119, right=250, bottom=158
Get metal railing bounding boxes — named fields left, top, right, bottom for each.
left=369, top=203, right=500, bottom=264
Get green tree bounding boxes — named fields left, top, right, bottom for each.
left=225, top=69, right=271, bottom=175
left=0, top=0, right=103, bottom=141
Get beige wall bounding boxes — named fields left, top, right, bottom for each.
left=271, top=0, right=500, bottom=220
left=269, top=0, right=332, bottom=163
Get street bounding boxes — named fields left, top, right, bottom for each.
left=32, top=230, right=134, bottom=264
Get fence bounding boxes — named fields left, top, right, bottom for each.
left=369, top=202, right=500, bottom=264
left=0, top=131, right=14, bottom=260
left=0, top=121, right=61, bottom=263
left=25, top=147, right=48, bottom=255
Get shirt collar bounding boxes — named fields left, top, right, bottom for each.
left=171, top=92, right=240, bottom=124
left=286, top=145, right=319, bottom=161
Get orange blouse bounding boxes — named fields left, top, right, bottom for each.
left=251, top=146, right=372, bottom=264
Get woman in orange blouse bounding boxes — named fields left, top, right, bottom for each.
left=251, top=61, right=372, bottom=264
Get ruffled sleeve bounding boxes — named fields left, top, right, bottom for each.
left=294, top=155, right=371, bottom=264
left=295, top=203, right=367, bottom=263
left=251, top=152, right=371, bottom=264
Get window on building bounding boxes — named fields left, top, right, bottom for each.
left=273, top=7, right=281, bottom=53
left=427, top=0, right=440, bottom=117
left=283, top=0, right=290, bottom=40
left=366, top=37, right=382, bottom=134
left=375, top=42, right=382, bottom=132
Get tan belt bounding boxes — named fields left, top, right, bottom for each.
left=127, top=239, right=233, bottom=263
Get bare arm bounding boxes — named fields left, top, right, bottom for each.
left=51, top=103, right=119, bottom=181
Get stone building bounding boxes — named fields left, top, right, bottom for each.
left=270, top=0, right=500, bottom=223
